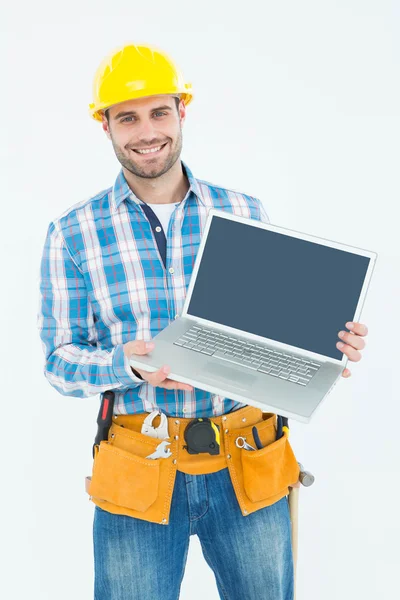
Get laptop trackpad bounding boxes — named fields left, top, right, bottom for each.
left=202, top=361, right=256, bottom=389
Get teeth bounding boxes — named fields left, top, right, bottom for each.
left=136, top=145, right=163, bottom=154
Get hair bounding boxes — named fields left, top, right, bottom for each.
left=104, top=96, right=181, bottom=122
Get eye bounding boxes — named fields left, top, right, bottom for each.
left=153, top=111, right=167, bottom=117
left=121, top=116, right=134, bottom=123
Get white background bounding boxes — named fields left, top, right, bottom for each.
left=2, top=1, right=399, bottom=598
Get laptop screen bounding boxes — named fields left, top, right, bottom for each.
left=186, top=215, right=371, bottom=361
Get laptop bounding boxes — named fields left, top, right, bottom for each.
left=129, top=208, right=377, bottom=423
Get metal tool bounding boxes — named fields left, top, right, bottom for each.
left=141, top=409, right=170, bottom=440
left=145, top=440, right=172, bottom=460
left=235, top=436, right=257, bottom=451
left=298, top=462, right=315, bottom=487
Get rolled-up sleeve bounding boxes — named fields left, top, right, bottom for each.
left=256, top=198, right=271, bottom=224
left=37, top=222, right=143, bottom=397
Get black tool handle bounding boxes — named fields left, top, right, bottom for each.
left=276, top=415, right=289, bottom=440
left=252, top=426, right=263, bottom=449
left=276, top=415, right=283, bottom=440
left=93, top=390, right=115, bottom=458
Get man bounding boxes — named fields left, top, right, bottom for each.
left=38, top=44, right=368, bottom=599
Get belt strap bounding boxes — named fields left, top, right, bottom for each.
left=104, top=405, right=276, bottom=475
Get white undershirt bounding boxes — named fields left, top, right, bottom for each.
left=147, top=201, right=180, bottom=236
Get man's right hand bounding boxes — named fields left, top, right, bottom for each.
left=123, top=340, right=194, bottom=392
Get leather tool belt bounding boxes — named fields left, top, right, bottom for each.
left=85, top=405, right=299, bottom=526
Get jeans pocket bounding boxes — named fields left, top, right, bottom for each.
left=89, top=441, right=161, bottom=512
left=241, top=431, right=299, bottom=502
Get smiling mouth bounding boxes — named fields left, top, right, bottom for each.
left=132, top=142, right=168, bottom=156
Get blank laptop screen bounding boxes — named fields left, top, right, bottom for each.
left=186, top=216, right=371, bottom=361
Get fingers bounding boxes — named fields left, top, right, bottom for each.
left=336, top=342, right=362, bottom=362
left=338, top=329, right=366, bottom=351
left=125, top=339, right=194, bottom=391
left=139, top=364, right=193, bottom=391
left=341, top=368, right=351, bottom=378
left=135, top=365, right=194, bottom=391
left=124, top=339, right=155, bottom=357
left=346, top=322, right=368, bottom=336
left=151, top=365, right=194, bottom=391
left=160, top=379, right=194, bottom=391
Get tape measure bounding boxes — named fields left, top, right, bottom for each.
left=183, top=418, right=221, bottom=455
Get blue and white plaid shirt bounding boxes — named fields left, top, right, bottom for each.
left=37, top=161, right=270, bottom=417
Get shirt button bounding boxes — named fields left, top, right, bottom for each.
left=155, top=226, right=162, bottom=232
left=175, top=314, right=179, bottom=319
left=169, top=267, right=175, bottom=274
left=182, top=407, right=187, bottom=412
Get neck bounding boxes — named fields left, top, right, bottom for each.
left=123, top=159, right=189, bottom=205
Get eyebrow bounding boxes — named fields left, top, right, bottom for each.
left=113, top=105, right=173, bottom=120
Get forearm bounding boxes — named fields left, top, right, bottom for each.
left=43, top=342, right=144, bottom=397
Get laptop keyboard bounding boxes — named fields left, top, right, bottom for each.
left=173, top=324, right=321, bottom=386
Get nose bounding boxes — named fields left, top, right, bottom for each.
left=136, top=117, right=158, bottom=143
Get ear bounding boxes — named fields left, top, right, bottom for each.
left=101, top=112, right=112, bottom=140
left=178, top=99, right=187, bottom=126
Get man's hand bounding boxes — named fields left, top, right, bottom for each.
left=123, top=340, right=194, bottom=391
left=336, top=321, right=368, bottom=378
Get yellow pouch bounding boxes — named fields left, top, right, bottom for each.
left=241, top=429, right=299, bottom=502
left=89, top=441, right=160, bottom=512
left=224, top=413, right=300, bottom=515
left=88, top=421, right=178, bottom=524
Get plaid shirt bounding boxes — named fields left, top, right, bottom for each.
left=37, top=161, right=270, bottom=417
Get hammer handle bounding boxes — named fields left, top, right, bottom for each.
left=288, top=486, right=300, bottom=599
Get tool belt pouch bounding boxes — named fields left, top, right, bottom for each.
left=241, top=429, right=299, bottom=502
left=226, top=414, right=300, bottom=514
left=87, top=422, right=176, bottom=524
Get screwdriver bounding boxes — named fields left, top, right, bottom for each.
left=93, top=390, right=115, bottom=458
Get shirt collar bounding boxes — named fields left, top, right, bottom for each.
left=111, top=160, right=205, bottom=212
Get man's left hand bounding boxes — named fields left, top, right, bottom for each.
left=337, top=321, right=368, bottom=378
left=289, top=321, right=368, bottom=489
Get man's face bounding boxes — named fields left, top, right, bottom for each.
left=102, top=95, right=186, bottom=179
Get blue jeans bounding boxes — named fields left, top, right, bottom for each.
left=93, top=467, right=294, bottom=599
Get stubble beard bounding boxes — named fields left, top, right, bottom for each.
left=112, top=129, right=183, bottom=179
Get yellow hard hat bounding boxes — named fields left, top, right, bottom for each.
left=88, top=43, right=193, bottom=121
